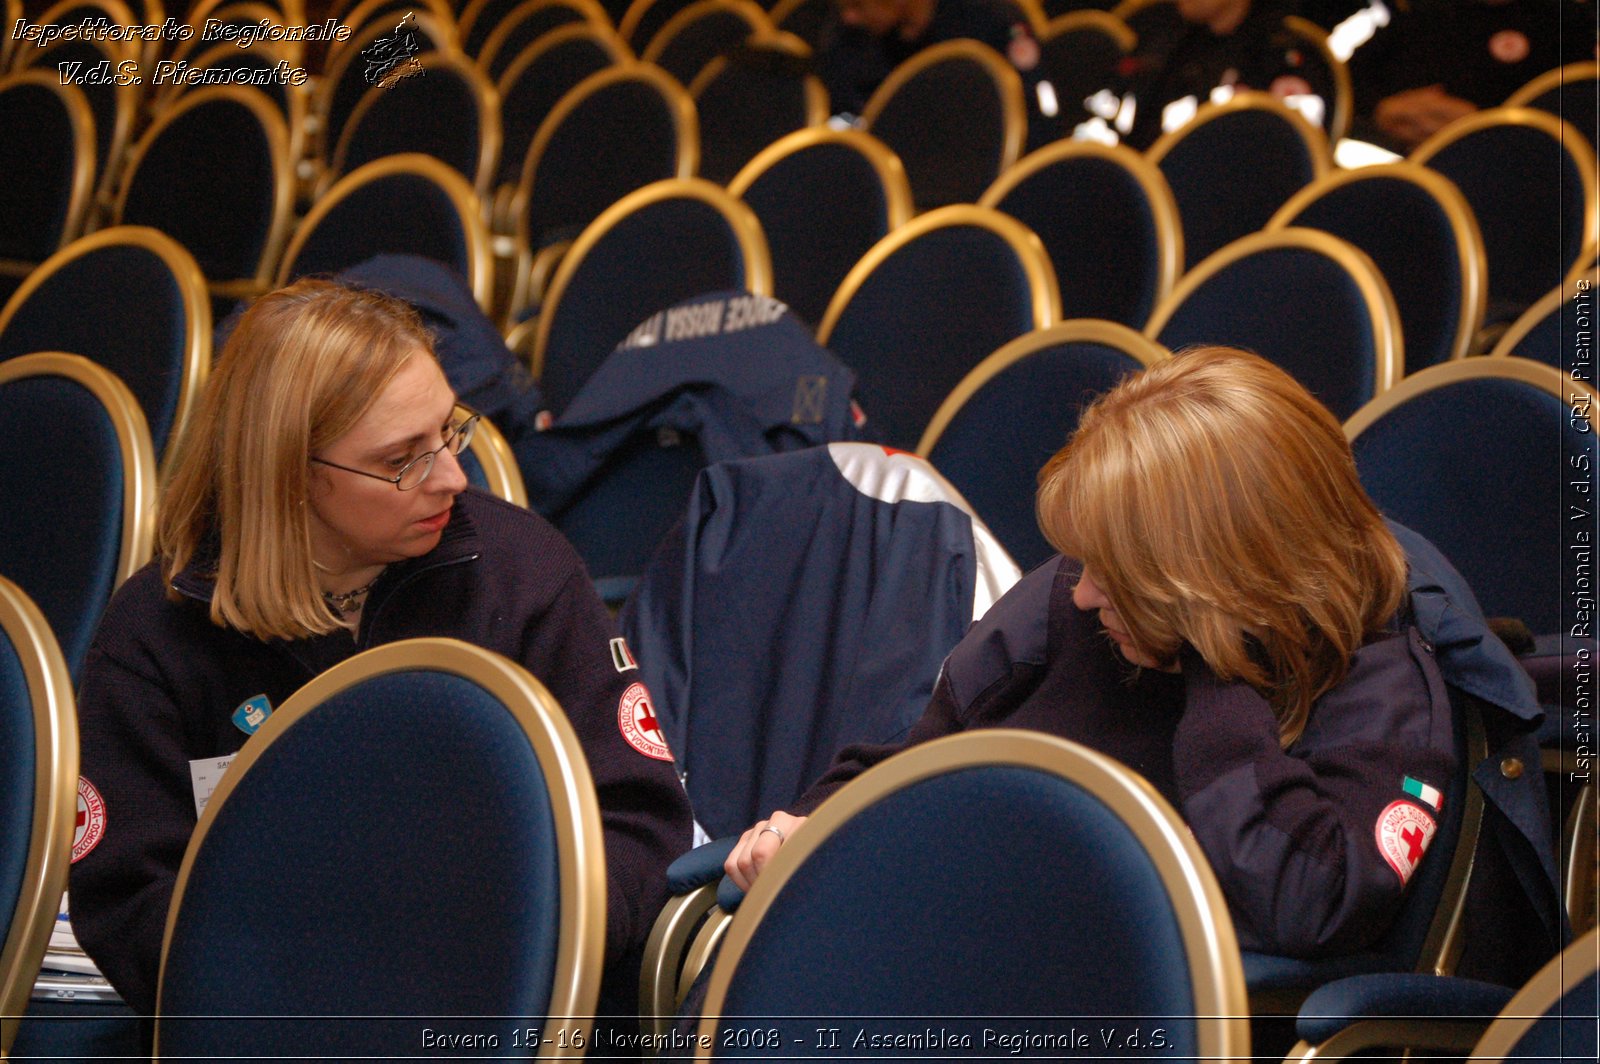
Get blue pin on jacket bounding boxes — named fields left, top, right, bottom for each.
left=232, top=694, right=272, bottom=735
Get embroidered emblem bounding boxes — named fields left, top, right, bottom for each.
left=1402, top=775, right=1443, bottom=812
left=231, top=694, right=272, bottom=735
left=72, top=778, right=107, bottom=863
left=1375, top=800, right=1436, bottom=885
left=1488, top=30, right=1530, bottom=64
left=610, top=637, right=638, bottom=673
left=618, top=682, right=672, bottom=761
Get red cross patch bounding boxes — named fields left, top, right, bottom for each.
left=1375, top=800, right=1436, bottom=886
left=618, top=682, right=673, bottom=762
left=71, top=777, right=107, bottom=863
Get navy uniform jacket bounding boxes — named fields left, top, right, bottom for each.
left=69, top=490, right=693, bottom=1014
left=793, top=529, right=1564, bottom=977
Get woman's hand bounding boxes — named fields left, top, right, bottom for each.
left=725, top=811, right=808, bottom=891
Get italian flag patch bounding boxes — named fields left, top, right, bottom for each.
left=1402, top=776, right=1443, bottom=812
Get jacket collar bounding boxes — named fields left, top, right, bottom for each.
left=171, top=495, right=484, bottom=606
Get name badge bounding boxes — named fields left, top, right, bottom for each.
left=231, top=694, right=272, bottom=735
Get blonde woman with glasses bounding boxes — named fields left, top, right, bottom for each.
left=70, top=278, right=691, bottom=1028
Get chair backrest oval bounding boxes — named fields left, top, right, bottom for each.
left=1412, top=106, right=1599, bottom=315
left=0, top=226, right=211, bottom=467
left=1267, top=162, right=1488, bottom=372
left=495, top=23, right=630, bottom=190
left=278, top=153, right=494, bottom=313
left=530, top=176, right=772, bottom=410
left=1489, top=266, right=1600, bottom=370
left=918, top=320, right=1170, bottom=571
left=860, top=38, right=1026, bottom=211
left=153, top=638, right=606, bottom=1058
left=115, top=84, right=294, bottom=294
left=817, top=204, right=1061, bottom=449
left=0, top=72, right=95, bottom=268
left=727, top=126, right=912, bottom=328
left=1148, top=90, right=1332, bottom=271
left=980, top=139, right=1182, bottom=329
left=0, top=352, right=156, bottom=678
left=331, top=49, right=502, bottom=199
left=0, top=576, right=76, bottom=1061
left=639, top=0, right=770, bottom=84
left=1345, top=357, right=1597, bottom=634
left=477, top=0, right=614, bottom=82
left=698, top=730, right=1250, bottom=1061
left=687, top=31, right=828, bottom=186
left=1146, top=227, right=1401, bottom=422
left=22, top=34, right=140, bottom=210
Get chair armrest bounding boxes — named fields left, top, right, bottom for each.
left=666, top=836, right=738, bottom=893
left=1295, top=972, right=1513, bottom=1046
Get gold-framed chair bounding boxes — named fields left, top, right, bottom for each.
left=312, top=9, right=458, bottom=165
left=0, top=225, right=211, bottom=469
left=1504, top=59, right=1597, bottom=154
left=0, top=352, right=158, bottom=678
left=0, top=577, right=77, bottom=1061
left=457, top=404, right=530, bottom=506
left=338, top=0, right=458, bottom=42
left=1146, top=227, right=1401, bottom=421
left=152, top=638, right=606, bottom=1060
left=687, top=30, right=826, bottom=185
left=167, top=1, right=304, bottom=67
left=638, top=0, right=770, bottom=84
left=1148, top=90, right=1332, bottom=271
left=476, top=0, right=614, bottom=80
left=617, top=0, right=701, bottom=48
left=695, top=730, right=1251, bottom=1063
left=817, top=203, right=1060, bottom=449
left=726, top=126, right=909, bottom=327
left=1266, top=162, right=1488, bottom=372
left=1344, top=355, right=1598, bottom=637
left=980, top=139, right=1182, bottom=329
left=0, top=71, right=96, bottom=303
left=1411, top=106, right=1599, bottom=318
left=860, top=38, right=1026, bottom=210
left=113, top=84, right=295, bottom=313
left=150, top=38, right=311, bottom=167
left=19, top=33, right=140, bottom=221
left=277, top=153, right=495, bottom=314
left=1280, top=14, right=1353, bottom=143
left=326, top=48, right=502, bottom=201
left=1490, top=265, right=1599, bottom=370
left=528, top=176, right=772, bottom=411
left=509, top=61, right=698, bottom=321
left=917, top=320, right=1171, bottom=571
left=12, top=0, right=142, bottom=69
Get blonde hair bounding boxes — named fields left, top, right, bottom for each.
left=158, top=278, right=435, bottom=640
left=1036, top=346, right=1406, bottom=747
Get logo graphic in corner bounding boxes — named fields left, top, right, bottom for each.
left=72, top=777, right=107, bottom=863
left=618, top=682, right=672, bottom=761
left=1375, top=800, right=1436, bottom=886
left=610, top=637, right=638, bottom=673
left=232, top=693, right=272, bottom=735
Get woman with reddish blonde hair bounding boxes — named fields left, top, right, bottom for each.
left=727, top=346, right=1562, bottom=978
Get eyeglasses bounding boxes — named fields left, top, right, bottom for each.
left=311, top=413, right=480, bottom=491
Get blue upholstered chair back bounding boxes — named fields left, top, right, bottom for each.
left=1347, top=360, right=1594, bottom=635
left=117, top=87, right=290, bottom=289
left=981, top=141, right=1180, bottom=329
left=0, top=228, right=209, bottom=462
left=0, top=73, right=92, bottom=266
left=155, top=640, right=604, bottom=1058
left=0, top=577, right=77, bottom=1059
left=1149, top=92, right=1328, bottom=271
left=519, top=65, right=695, bottom=257
left=1148, top=229, right=1399, bottom=422
left=26, top=38, right=133, bottom=206
left=479, top=0, right=604, bottom=81
left=279, top=155, right=489, bottom=308
left=621, top=0, right=698, bottom=48
left=860, top=39, right=1024, bottom=210
left=0, top=355, right=154, bottom=680
left=334, top=53, right=496, bottom=195
left=1493, top=268, right=1599, bottom=372
left=689, top=37, right=824, bottom=187
left=1270, top=165, right=1486, bottom=373
left=495, top=25, right=624, bottom=190
left=320, top=16, right=447, bottom=152
left=1470, top=926, right=1600, bottom=1064
left=729, top=129, right=911, bottom=330
left=920, top=322, right=1169, bottom=571
left=532, top=179, right=771, bottom=414
left=643, top=1, right=767, bottom=87
left=698, top=731, right=1249, bottom=1059
left=818, top=205, right=1060, bottom=450
left=1413, top=108, right=1597, bottom=317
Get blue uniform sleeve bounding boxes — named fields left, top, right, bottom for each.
left=1173, top=628, right=1457, bottom=956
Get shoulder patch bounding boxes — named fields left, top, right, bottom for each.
left=72, top=777, right=107, bottom=863
left=618, top=682, right=673, bottom=761
left=610, top=636, right=638, bottom=673
left=1375, top=800, right=1436, bottom=886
